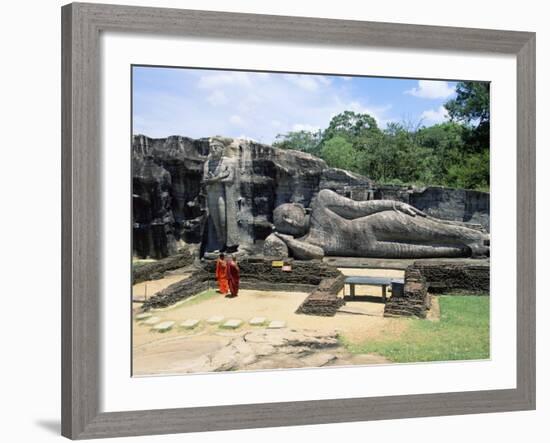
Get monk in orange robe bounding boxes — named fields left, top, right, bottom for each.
left=226, top=255, right=240, bottom=298
left=215, top=254, right=229, bottom=295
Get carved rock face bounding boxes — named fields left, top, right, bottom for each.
left=262, top=233, right=289, bottom=258
left=273, top=203, right=309, bottom=237
left=132, top=135, right=490, bottom=259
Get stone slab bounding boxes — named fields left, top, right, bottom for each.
left=267, top=320, right=286, bottom=329
left=249, top=317, right=267, bottom=326
left=135, top=312, right=152, bottom=321
left=180, top=319, right=200, bottom=329
left=221, top=319, right=243, bottom=329
left=143, top=316, right=161, bottom=326
left=153, top=321, right=175, bottom=332
left=207, top=315, right=225, bottom=325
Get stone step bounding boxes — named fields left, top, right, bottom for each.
left=143, top=316, right=161, bottom=326
left=153, top=321, right=175, bottom=332
left=207, top=315, right=224, bottom=325
left=249, top=317, right=267, bottom=326
left=180, top=319, right=200, bottom=329
left=221, top=319, right=243, bottom=329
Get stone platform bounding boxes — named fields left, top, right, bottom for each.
left=324, top=256, right=489, bottom=270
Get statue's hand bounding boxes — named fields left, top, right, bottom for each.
left=398, top=202, right=427, bottom=217
left=273, top=232, right=294, bottom=243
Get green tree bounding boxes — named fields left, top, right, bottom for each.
left=272, top=82, right=490, bottom=191
left=322, top=111, right=381, bottom=146
left=445, top=81, right=490, bottom=153
left=416, top=122, right=467, bottom=184
left=446, top=150, right=490, bottom=191
left=445, top=81, right=490, bottom=124
left=273, top=129, right=322, bottom=155
left=320, top=136, right=358, bottom=171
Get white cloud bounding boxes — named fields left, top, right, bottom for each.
left=283, top=74, right=331, bottom=92
left=206, top=90, right=228, bottom=106
left=405, top=80, right=455, bottom=99
left=229, top=115, right=245, bottom=126
left=343, top=101, right=393, bottom=127
left=292, top=123, right=321, bottom=132
left=198, top=72, right=253, bottom=89
left=420, top=106, right=449, bottom=124
left=133, top=68, right=397, bottom=143
left=238, top=134, right=258, bottom=142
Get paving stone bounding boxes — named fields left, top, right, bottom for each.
left=221, top=319, right=243, bottom=329
left=180, top=319, right=200, bottom=329
left=207, top=315, right=224, bottom=325
left=267, top=320, right=286, bottom=329
left=135, top=312, right=152, bottom=321
left=153, top=321, right=175, bottom=332
left=143, top=316, right=161, bottom=326
left=249, top=317, right=267, bottom=326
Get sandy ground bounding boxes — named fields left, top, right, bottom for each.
left=133, top=288, right=404, bottom=346
left=133, top=274, right=190, bottom=301
left=132, top=279, right=410, bottom=375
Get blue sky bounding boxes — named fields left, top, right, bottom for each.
left=132, top=66, right=457, bottom=143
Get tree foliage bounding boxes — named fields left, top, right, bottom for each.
left=272, top=129, right=322, bottom=155
left=445, top=81, right=490, bottom=154
left=274, top=82, right=489, bottom=191
left=320, top=136, right=357, bottom=172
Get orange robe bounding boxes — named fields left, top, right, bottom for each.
left=227, top=261, right=240, bottom=296
left=215, top=259, right=229, bottom=294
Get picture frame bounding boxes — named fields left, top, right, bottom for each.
left=61, top=2, right=536, bottom=439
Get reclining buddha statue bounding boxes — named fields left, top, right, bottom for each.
left=271, top=189, right=489, bottom=260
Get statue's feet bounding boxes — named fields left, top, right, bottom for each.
left=469, top=243, right=490, bottom=258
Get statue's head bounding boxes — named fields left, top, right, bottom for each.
left=208, top=137, right=225, bottom=159
left=208, top=137, right=241, bottom=159
left=223, top=140, right=240, bottom=159
left=273, top=203, right=309, bottom=237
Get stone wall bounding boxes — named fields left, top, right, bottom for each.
left=383, top=260, right=490, bottom=318
left=203, top=256, right=342, bottom=286
left=412, top=261, right=490, bottom=294
left=141, top=270, right=211, bottom=310
left=296, top=274, right=346, bottom=316
left=384, top=267, right=431, bottom=318
left=132, top=250, right=195, bottom=284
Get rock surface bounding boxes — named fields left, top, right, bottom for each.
left=375, top=185, right=489, bottom=231
left=170, top=328, right=343, bottom=373
left=262, top=233, right=289, bottom=258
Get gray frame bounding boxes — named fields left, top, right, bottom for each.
left=61, top=2, right=536, bottom=439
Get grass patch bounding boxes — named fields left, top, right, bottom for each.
left=133, top=258, right=157, bottom=268
left=180, top=288, right=219, bottom=307
left=342, top=295, right=490, bottom=363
